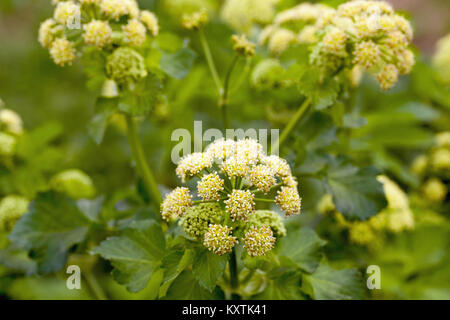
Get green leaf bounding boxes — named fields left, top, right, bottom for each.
left=302, top=263, right=365, bottom=300
left=118, top=74, right=162, bottom=117
left=163, top=271, right=224, bottom=300
left=298, top=68, right=340, bottom=110
left=92, top=219, right=166, bottom=293
left=159, top=247, right=195, bottom=297
left=278, top=227, right=326, bottom=273
left=192, top=247, right=227, bottom=292
left=324, top=157, right=387, bottom=220
left=253, top=271, right=304, bottom=300
left=160, top=47, right=197, bottom=80
left=87, top=98, right=118, bottom=145
left=16, top=122, right=62, bottom=159
left=9, top=191, right=91, bottom=273
left=0, top=247, right=38, bottom=275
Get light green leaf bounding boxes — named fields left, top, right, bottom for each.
left=9, top=191, right=91, bottom=273
left=192, top=247, right=227, bottom=292
left=298, top=68, right=340, bottom=110
left=302, top=263, right=365, bottom=300
left=118, top=74, right=162, bottom=117
left=278, top=227, right=326, bottom=273
left=160, top=47, right=197, bottom=80
left=87, top=98, right=118, bottom=145
left=92, top=219, right=166, bottom=293
left=324, top=156, right=387, bottom=220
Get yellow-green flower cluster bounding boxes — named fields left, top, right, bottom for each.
left=39, top=0, right=159, bottom=68
left=243, top=226, right=276, bottom=257
left=411, top=131, right=450, bottom=177
left=261, top=1, right=415, bottom=90
left=161, top=187, right=193, bottom=221
left=182, top=10, right=208, bottom=30
left=259, top=3, right=334, bottom=54
left=246, top=210, right=286, bottom=238
left=203, top=224, right=238, bottom=255
left=0, top=104, right=23, bottom=159
left=433, top=33, right=450, bottom=85
left=50, top=169, right=96, bottom=199
left=0, top=195, right=29, bottom=231
left=423, top=178, right=447, bottom=203
left=161, top=138, right=299, bottom=256
left=231, top=34, right=255, bottom=57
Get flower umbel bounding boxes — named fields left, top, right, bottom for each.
left=203, top=224, right=238, bottom=255
left=243, top=226, right=276, bottom=257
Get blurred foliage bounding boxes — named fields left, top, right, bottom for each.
left=0, top=0, right=448, bottom=300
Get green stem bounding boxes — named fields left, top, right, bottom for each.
left=254, top=198, right=275, bottom=203
left=84, top=272, right=107, bottom=300
left=125, top=114, right=162, bottom=206
left=272, top=98, right=311, bottom=154
left=199, top=29, right=223, bottom=96
left=229, top=248, right=240, bottom=300
left=220, top=55, right=239, bottom=129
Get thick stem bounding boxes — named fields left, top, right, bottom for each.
left=271, top=98, right=311, bottom=154
left=125, top=114, right=162, bottom=206
left=84, top=272, right=107, bottom=300
left=199, top=29, right=223, bottom=96
left=229, top=248, right=240, bottom=300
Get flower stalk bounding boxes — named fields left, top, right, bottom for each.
left=125, top=114, right=162, bottom=207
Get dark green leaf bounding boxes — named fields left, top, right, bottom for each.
left=324, top=157, right=387, bottom=220
left=118, top=74, right=162, bottom=117
left=163, top=271, right=224, bottom=300
left=253, top=271, right=304, bottom=300
left=9, top=191, right=91, bottom=273
left=92, top=219, right=165, bottom=292
left=192, top=247, right=227, bottom=291
left=160, top=47, right=197, bottom=80
left=302, top=263, right=365, bottom=300
left=278, top=227, right=326, bottom=273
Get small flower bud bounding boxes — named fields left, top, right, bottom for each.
left=50, top=169, right=96, bottom=199
left=423, top=178, right=447, bottom=203
left=182, top=10, right=208, bottom=30
left=231, top=34, right=255, bottom=57
left=0, top=195, right=29, bottom=231
left=0, top=109, right=23, bottom=136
